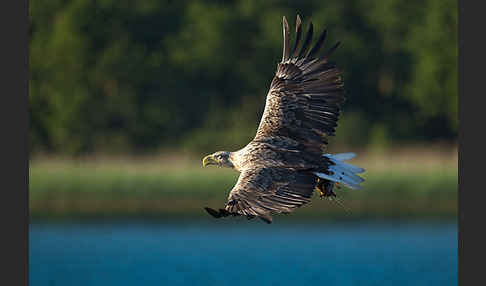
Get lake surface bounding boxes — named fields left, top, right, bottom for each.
left=30, top=220, right=457, bottom=286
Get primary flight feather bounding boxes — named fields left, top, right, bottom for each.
left=202, top=15, right=365, bottom=224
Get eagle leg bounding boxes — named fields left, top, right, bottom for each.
left=315, top=178, right=337, bottom=199
left=314, top=178, right=325, bottom=197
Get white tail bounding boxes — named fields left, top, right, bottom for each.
left=313, top=153, right=365, bottom=190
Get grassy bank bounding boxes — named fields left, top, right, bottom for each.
left=29, top=149, right=457, bottom=221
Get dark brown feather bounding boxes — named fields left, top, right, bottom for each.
left=307, top=29, right=327, bottom=59
left=282, top=17, right=290, bottom=62
left=254, top=17, right=344, bottom=153
left=297, top=22, right=313, bottom=59
left=290, top=15, right=302, bottom=57
left=220, top=167, right=318, bottom=222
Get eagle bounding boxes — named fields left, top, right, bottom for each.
left=202, top=15, right=365, bottom=224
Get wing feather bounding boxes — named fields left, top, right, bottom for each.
left=290, top=15, right=302, bottom=57
left=217, top=167, right=316, bottom=223
left=297, top=22, right=313, bottom=59
left=254, top=15, right=345, bottom=152
left=282, top=16, right=291, bottom=62
left=307, top=29, right=327, bottom=59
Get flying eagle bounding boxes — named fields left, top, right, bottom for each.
left=202, top=15, right=365, bottom=224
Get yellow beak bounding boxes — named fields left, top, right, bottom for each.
left=202, top=155, right=216, bottom=167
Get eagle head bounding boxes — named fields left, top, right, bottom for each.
left=202, top=151, right=233, bottom=168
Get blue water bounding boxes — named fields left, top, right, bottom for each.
left=30, top=221, right=457, bottom=286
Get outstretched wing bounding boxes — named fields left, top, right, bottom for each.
left=205, top=167, right=317, bottom=223
left=254, top=15, right=345, bottom=153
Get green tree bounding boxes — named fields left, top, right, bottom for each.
left=29, top=0, right=457, bottom=155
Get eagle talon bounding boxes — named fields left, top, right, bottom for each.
left=315, top=178, right=337, bottom=199
left=325, top=189, right=337, bottom=198
left=315, top=178, right=326, bottom=198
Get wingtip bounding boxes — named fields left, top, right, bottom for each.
left=331, top=41, right=342, bottom=52
left=204, top=207, right=222, bottom=218
left=259, top=215, right=273, bottom=224
left=282, top=16, right=291, bottom=62
left=321, top=40, right=342, bottom=61
left=308, top=21, right=314, bottom=31
left=282, top=16, right=290, bottom=33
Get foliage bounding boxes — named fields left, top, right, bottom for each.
left=29, top=156, right=457, bottom=219
left=29, top=0, right=457, bottom=155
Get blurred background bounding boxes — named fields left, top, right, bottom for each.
left=29, top=0, right=457, bottom=285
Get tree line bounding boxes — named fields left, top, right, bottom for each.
left=29, top=0, right=457, bottom=155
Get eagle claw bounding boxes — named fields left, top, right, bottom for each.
left=315, top=178, right=337, bottom=199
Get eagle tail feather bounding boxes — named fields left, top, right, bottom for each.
left=314, top=153, right=365, bottom=189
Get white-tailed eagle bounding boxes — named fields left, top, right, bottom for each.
left=202, top=15, right=365, bottom=224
